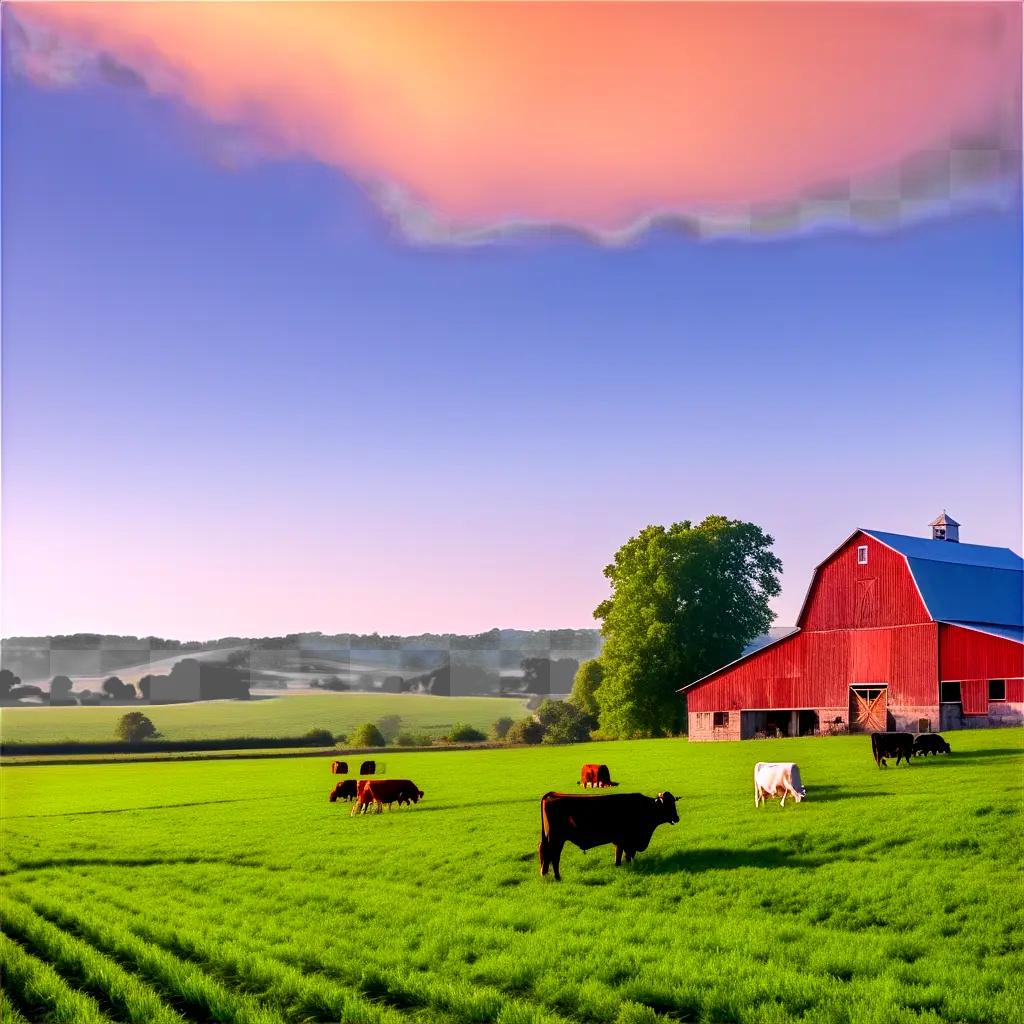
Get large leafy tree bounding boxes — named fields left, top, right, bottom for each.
left=569, top=659, right=603, bottom=719
left=594, top=516, right=782, bottom=738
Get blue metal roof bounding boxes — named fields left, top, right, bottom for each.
left=863, top=531, right=1023, bottom=627
left=944, top=622, right=1024, bottom=645
left=862, top=531, right=1023, bottom=570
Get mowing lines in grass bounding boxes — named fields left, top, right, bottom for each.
left=17, top=893, right=285, bottom=1024
left=29, top=875, right=569, bottom=1024
left=0, top=931, right=114, bottom=1024
left=0, top=899, right=184, bottom=1024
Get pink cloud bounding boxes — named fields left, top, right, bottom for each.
left=9, top=2, right=1020, bottom=242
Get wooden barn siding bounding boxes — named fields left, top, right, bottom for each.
left=960, top=679, right=989, bottom=716
left=801, top=533, right=930, bottom=631
left=939, top=624, right=1024, bottom=681
left=687, top=623, right=938, bottom=712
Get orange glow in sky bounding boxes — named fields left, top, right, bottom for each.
left=11, top=2, right=1020, bottom=238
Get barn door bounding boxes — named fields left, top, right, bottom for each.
left=849, top=686, right=887, bottom=732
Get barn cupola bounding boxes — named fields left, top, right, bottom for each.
left=930, top=511, right=960, bottom=543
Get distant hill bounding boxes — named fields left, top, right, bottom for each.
left=1, top=629, right=603, bottom=695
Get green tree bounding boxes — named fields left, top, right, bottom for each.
left=49, top=675, right=75, bottom=704
left=569, top=659, right=603, bottom=719
left=536, top=699, right=593, bottom=744
left=447, top=722, right=487, bottom=743
left=0, top=668, right=21, bottom=699
left=115, top=712, right=159, bottom=742
left=594, top=516, right=781, bottom=738
left=505, top=717, right=545, bottom=745
left=102, top=676, right=136, bottom=700
left=303, top=728, right=335, bottom=746
left=489, top=716, right=515, bottom=741
left=350, top=722, right=386, bottom=747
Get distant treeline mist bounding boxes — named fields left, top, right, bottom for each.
left=1, top=629, right=602, bottom=699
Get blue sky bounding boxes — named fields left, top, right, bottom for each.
left=2, top=57, right=1021, bottom=639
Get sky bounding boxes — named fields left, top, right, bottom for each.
left=1, top=2, right=1021, bottom=640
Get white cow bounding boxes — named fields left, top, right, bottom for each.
left=753, top=762, right=807, bottom=808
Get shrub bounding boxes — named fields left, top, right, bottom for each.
left=447, top=722, right=487, bottom=743
left=490, top=716, right=515, bottom=741
left=114, top=712, right=159, bottom=743
left=349, top=722, right=386, bottom=747
left=395, top=731, right=432, bottom=747
left=303, top=728, right=335, bottom=746
left=505, top=717, right=545, bottom=745
left=537, top=699, right=594, bottom=744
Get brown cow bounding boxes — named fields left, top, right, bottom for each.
left=578, top=764, right=619, bottom=789
left=351, top=779, right=424, bottom=815
left=331, top=760, right=349, bottom=775
left=359, top=760, right=377, bottom=776
left=328, top=779, right=357, bottom=802
left=539, top=791, right=679, bottom=880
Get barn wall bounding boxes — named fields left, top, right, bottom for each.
left=801, top=534, right=930, bottom=631
left=687, top=623, right=938, bottom=714
left=688, top=710, right=742, bottom=742
left=938, top=625, right=1024, bottom=680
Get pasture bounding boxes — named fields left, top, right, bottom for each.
left=1, top=729, right=1021, bottom=1024
left=0, top=693, right=530, bottom=746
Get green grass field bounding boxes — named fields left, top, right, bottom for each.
left=1, top=729, right=1021, bottom=1024
left=0, top=693, right=531, bottom=745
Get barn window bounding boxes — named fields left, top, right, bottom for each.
left=713, top=711, right=730, bottom=728
left=940, top=681, right=962, bottom=703
left=857, top=545, right=868, bottom=565
left=988, top=680, right=1006, bottom=702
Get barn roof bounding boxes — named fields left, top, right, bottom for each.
left=681, top=529, right=1023, bottom=693
left=863, top=531, right=1023, bottom=627
left=942, top=622, right=1024, bottom=645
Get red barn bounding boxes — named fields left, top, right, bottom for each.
left=681, top=515, right=1023, bottom=741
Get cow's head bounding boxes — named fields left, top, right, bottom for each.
left=656, top=792, right=680, bottom=824
left=794, top=787, right=807, bottom=802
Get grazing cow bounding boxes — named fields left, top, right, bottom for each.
left=328, top=779, right=358, bottom=802
left=331, top=760, right=349, bottom=775
left=753, top=762, right=807, bottom=808
left=578, top=764, right=619, bottom=789
left=871, top=732, right=914, bottom=768
left=359, top=760, right=377, bottom=776
left=351, top=779, right=424, bottom=815
left=913, top=733, right=952, bottom=757
left=538, top=791, right=679, bottom=881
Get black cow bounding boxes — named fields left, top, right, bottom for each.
left=913, top=733, right=952, bottom=757
left=359, top=760, right=377, bottom=776
left=871, top=732, right=914, bottom=768
left=328, top=779, right=358, bottom=802
left=538, top=791, right=679, bottom=881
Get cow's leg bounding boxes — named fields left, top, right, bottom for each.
left=615, top=845, right=623, bottom=866
left=754, top=785, right=761, bottom=808
left=539, top=838, right=549, bottom=876
left=779, top=789, right=786, bottom=808
left=624, top=849, right=635, bottom=863
left=550, top=841, right=564, bottom=881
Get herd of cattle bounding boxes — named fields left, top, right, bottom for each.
left=871, top=731, right=952, bottom=767
left=326, top=732, right=953, bottom=879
